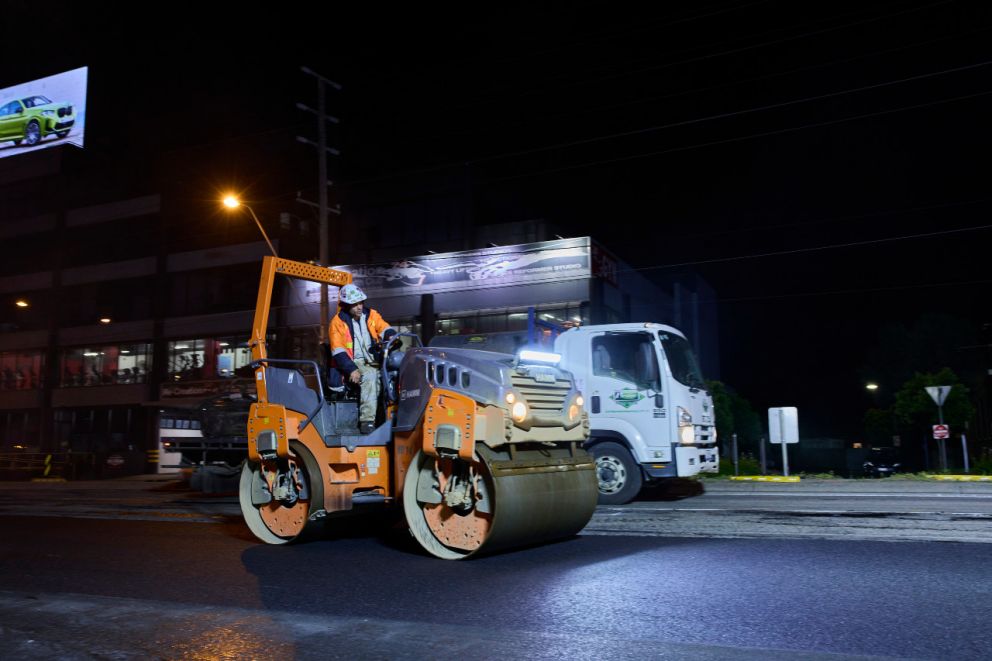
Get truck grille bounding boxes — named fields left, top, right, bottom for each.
left=694, top=424, right=716, bottom=445
left=510, top=373, right=571, bottom=414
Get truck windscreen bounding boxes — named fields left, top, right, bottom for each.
left=658, top=332, right=705, bottom=389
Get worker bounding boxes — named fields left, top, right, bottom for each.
left=329, top=283, right=396, bottom=434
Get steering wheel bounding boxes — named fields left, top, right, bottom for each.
left=380, top=332, right=423, bottom=404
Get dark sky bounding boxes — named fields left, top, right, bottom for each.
left=3, top=1, right=991, bottom=437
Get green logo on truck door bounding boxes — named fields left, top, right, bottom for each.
left=610, top=389, right=644, bottom=409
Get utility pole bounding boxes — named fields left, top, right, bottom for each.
left=298, top=66, right=341, bottom=343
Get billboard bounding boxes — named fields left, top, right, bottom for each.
left=298, top=237, right=592, bottom=303
left=0, top=67, right=87, bottom=158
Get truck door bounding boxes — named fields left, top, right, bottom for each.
left=588, top=332, right=663, bottom=453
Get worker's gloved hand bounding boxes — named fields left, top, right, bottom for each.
left=349, top=369, right=362, bottom=384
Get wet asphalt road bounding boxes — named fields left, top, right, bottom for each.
left=2, top=509, right=992, bottom=659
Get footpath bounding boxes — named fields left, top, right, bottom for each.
left=700, top=477, right=992, bottom=496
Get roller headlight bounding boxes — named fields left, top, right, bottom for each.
left=511, top=401, right=528, bottom=422
left=568, top=404, right=580, bottom=421
left=505, top=392, right=516, bottom=405
left=576, top=395, right=584, bottom=407
left=680, top=425, right=695, bottom=445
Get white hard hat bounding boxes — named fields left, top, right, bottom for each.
left=339, top=284, right=367, bottom=305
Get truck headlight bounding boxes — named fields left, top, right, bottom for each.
left=678, top=406, right=692, bottom=426
left=680, top=425, right=695, bottom=445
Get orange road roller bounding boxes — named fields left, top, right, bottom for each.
left=239, top=257, right=598, bottom=558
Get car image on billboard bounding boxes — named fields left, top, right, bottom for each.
left=0, top=67, right=87, bottom=157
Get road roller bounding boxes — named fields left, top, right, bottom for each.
left=240, top=256, right=598, bottom=558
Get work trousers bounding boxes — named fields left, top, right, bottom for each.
left=354, top=356, right=380, bottom=423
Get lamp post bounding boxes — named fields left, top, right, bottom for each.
left=222, top=195, right=278, bottom=257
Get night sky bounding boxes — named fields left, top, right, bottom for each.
left=3, top=1, right=991, bottom=438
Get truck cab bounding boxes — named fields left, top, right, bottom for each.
left=554, top=323, right=717, bottom=503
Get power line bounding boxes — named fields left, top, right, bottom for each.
left=714, top=277, right=992, bottom=305
left=346, top=52, right=991, bottom=188
left=603, top=197, right=992, bottom=244
left=622, top=222, right=992, bottom=273
left=469, top=58, right=992, bottom=166
left=451, top=1, right=953, bottom=109
left=408, top=24, right=992, bottom=146
left=488, top=86, right=992, bottom=183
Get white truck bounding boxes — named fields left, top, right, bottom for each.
left=431, top=321, right=717, bottom=503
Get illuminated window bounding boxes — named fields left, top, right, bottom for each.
left=60, top=344, right=151, bottom=387
left=0, top=351, right=44, bottom=391
left=168, top=337, right=254, bottom=381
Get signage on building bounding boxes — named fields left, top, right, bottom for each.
left=0, top=67, right=88, bottom=158
left=160, top=378, right=255, bottom=400
left=301, top=237, right=592, bottom=302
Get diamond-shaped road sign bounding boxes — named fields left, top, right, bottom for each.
left=925, top=385, right=952, bottom=407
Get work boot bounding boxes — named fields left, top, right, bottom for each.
left=359, top=421, right=375, bottom=435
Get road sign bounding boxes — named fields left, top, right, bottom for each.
left=925, top=386, right=952, bottom=407
left=768, top=407, right=799, bottom=444
left=932, top=424, right=949, bottom=440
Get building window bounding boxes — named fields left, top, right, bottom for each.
left=168, top=336, right=254, bottom=382
left=0, top=350, right=44, bottom=390
left=60, top=343, right=152, bottom=387
left=52, top=406, right=149, bottom=452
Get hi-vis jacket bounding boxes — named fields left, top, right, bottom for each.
left=329, top=308, right=394, bottom=374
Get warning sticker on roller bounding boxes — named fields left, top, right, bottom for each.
left=367, top=457, right=380, bottom=474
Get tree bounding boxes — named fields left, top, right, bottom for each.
left=862, top=314, right=981, bottom=407
left=893, top=368, right=973, bottom=430
left=706, top=380, right=762, bottom=452
left=863, top=407, right=895, bottom=446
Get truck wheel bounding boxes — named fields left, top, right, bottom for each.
left=591, top=441, right=642, bottom=505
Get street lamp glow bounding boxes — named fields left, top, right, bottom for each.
left=99, top=317, right=111, bottom=324
left=865, top=383, right=879, bottom=391
left=218, top=194, right=278, bottom=257
left=15, top=300, right=28, bottom=308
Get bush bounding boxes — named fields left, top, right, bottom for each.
left=970, top=456, right=992, bottom=476
left=718, top=454, right=761, bottom=476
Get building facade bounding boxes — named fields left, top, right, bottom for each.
left=1, top=151, right=719, bottom=463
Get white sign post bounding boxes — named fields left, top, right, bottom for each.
left=925, top=386, right=952, bottom=472
left=768, top=407, right=799, bottom=477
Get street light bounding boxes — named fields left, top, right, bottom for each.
left=865, top=383, right=879, bottom=391
left=221, top=195, right=278, bottom=257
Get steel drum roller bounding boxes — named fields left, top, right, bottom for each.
left=404, top=445, right=598, bottom=560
